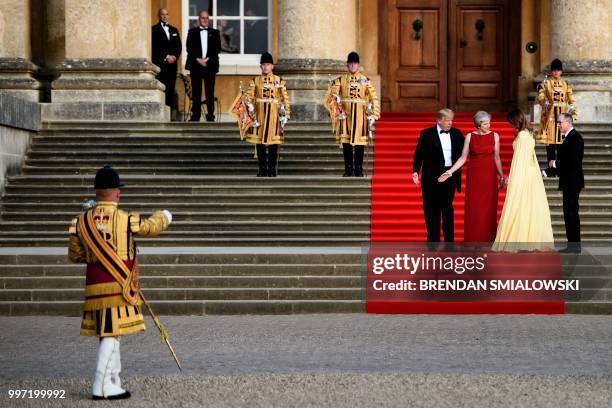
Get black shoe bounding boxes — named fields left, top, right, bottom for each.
left=354, top=167, right=364, bottom=177
left=268, top=169, right=277, bottom=177
left=205, top=115, right=215, bottom=122
left=256, top=170, right=266, bottom=177
left=343, top=166, right=353, bottom=177
left=92, top=391, right=131, bottom=400
left=189, top=116, right=200, bottom=122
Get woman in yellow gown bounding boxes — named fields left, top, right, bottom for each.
left=492, top=109, right=554, bottom=252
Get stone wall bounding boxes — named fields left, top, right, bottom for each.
left=0, top=92, right=39, bottom=194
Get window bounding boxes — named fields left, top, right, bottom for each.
left=184, top=0, right=271, bottom=71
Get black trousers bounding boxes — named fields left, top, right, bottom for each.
left=421, top=174, right=456, bottom=242
left=156, top=65, right=177, bottom=108
left=562, top=188, right=581, bottom=243
left=190, top=68, right=217, bottom=120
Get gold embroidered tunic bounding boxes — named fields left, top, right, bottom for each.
left=536, top=78, right=578, bottom=145
left=245, top=73, right=291, bottom=145
left=68, top=202, right=169, bottom=337
left=328, top=72, right=380, bottom=146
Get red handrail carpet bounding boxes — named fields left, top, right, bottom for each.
left=368, top=112, right=564, bottom=314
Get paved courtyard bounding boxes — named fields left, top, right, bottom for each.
left=1, top=314, right=612, bottom=407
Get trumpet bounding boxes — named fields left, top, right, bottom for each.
left=82, top=199, right=97, bottom=211
left=279, top=102, right=288, bottom=129
left=239, top=81, right=260, bottom=128
left=366, top=102, right=376, bottom=142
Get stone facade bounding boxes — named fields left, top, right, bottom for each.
left=0, top=0, right=609, bottom=122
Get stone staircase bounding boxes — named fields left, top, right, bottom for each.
left=0, top=122, right=368, bottom=315
left=0, top=121, right=611, bottom=314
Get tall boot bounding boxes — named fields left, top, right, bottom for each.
left=267, top=144, right=278, bottom=177
left=92, top=337, right=130, bottom=400
left=342, top=143, right=353, bottom=177
left=256, top=144, right=267, bottom=177
left=354, top=145, right=365, bottom=177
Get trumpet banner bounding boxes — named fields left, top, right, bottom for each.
left=229, top=94, right=253, bottom=140
left=324, top=87, right=343, bottom=124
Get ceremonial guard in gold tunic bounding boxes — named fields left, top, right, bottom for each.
left=68, top=166, right=172, bottom=400
left=325, top=52, right=380, bottom=177
left=244, top=52, right=291, bottom=177
left=537, top=58, right=578, bottom=177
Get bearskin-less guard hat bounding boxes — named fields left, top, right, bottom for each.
left=550, top=58, right=563, bottom=71
left=94, top=165, right=124, bottom=189
left=260, top=52, right=274, bottom=64
left=347, top=51, right=360, bottom=64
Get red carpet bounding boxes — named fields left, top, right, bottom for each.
left=368, top=112, right=564, bottom=314
left=371, top=112, right=514, bottom=242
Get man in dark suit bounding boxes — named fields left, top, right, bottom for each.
left=412, top=109, right=465, bottom=243
left=151, top=8, right=182, bottom=111
left=553, top=112, right=584, bottom=252
left=185, top=10, right=221, bottom=122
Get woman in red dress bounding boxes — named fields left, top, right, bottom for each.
left=438, top=111, right=505, bottom=242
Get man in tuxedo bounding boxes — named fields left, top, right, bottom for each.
left=186, top=10, right=221, bottom=122
left=412, top=109, right=465, bottom=243
left=151, top=8, right=182, bottom=111
left=553, top=112, right=584, bottom=252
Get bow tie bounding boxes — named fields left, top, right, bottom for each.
left=200, top=27, right=208, bottom=31
left=161, top=23, right=167, bottom=27
left=439, top=130, right=449, bottom=134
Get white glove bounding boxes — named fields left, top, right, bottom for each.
left=162, top=210, right=173, bottom=224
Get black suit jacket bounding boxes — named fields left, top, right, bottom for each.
left=556, top=128, right=584, bottom=191
left=151, top=22, right=182, bottom=69
left=413, top=126, right=465, bottom=192
left=186, top=26, right=221, bottom=73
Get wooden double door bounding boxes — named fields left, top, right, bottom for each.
left=380, top=0, right=520, bottom=112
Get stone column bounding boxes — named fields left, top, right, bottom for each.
left=44, top=0, right=167, bottom=121
left=275, top=0, right=358, bottom=121
left=0, top=0, right=43, bottom=101
left=546, top=0, right=612, bottom=121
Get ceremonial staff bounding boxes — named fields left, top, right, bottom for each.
left=140, top=290, right=183, bottom=371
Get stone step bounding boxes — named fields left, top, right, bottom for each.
left=0, top=263, right=361, bottom=276
left=2, top=262, right=608, bottom=277
left=1, top=192, right=371, bottom=202
left=2, top=184, right=371, bottom=195
left=20, top=167, right=349, bottom=176
left=0, top=299, right=364, bottom=315
left=2, top=236, right=612, bottom=248
left=28, top=142, right=347, bottom=150
left=0, top=250, right=363, bottom=265
left=4, top=175, right=371, bottom=187
left=0, top=275, right=361, bottom=289
left=0, top=237, right=371, bottom=246
left=0, top=287, right=362, bottom=302
left=0, top=220, right=370, bottom=232
left=0, top=230, right=371, bottom=239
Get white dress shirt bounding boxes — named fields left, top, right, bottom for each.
left=564, top=126, right=574, bottom=140
left=161, top=23, right=170, bottom=40
left=437, top=124, right=452, bottom=166
left=200, top=27, right=208, bottom=59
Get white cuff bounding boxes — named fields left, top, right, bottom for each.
left=162, top=210, right=172, bottom=224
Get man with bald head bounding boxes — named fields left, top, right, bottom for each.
left=186, top=10, right=221, bottom=121
left=152, top=8, right=182, bottom=114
